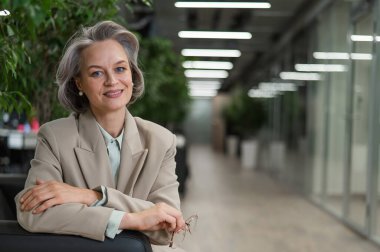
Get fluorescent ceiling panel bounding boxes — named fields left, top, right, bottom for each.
left=351, top=35, right=380, bottom=42
left=183, top=61, right=233, bottom=70
left=280, top=72, right=321, bottom=81
left=175, top=2, right=271, bottom=9
left=248, top=89, right=276, bottom=98
left=188, top=83, right=221, bottom=90
left=181, top=49, right=241, bottom=57
left=258, top=82, right=297, bottom=92
left=185, top=69, right=229, bottom=78
left=313, top=52, right=373, bottom=60
left=189, top=89, right=217, bottom=97
left=179, top=31, right=252, bottom=39
left=0, top=9, right=10, bottom=16
left=295, top=64, right=347, bottom=72
left=188, top=80, right=222, bottom=85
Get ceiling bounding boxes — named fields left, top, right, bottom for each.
left=129, top=0, right=329, bottom=93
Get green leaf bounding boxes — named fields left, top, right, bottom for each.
left=6, top=25, right=15, bottom=36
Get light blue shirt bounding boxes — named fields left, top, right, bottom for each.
left=92, top=123, right=125, bottom=239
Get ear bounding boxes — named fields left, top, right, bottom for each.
left=75, top=77, right=82, bottom=91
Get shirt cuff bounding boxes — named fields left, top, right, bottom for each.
left=91, top=186, right=107, bottom=207
left=105, top=210, right=125, bottom=239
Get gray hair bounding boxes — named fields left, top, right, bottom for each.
left=56, top=21, right=144, bottom=113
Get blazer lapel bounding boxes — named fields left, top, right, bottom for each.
left=116, top=110, right=148, bottom=195
left=74, top=110, right=114, bottom=189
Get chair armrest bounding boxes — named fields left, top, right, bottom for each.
left=0, top=220, right=152, bottom=252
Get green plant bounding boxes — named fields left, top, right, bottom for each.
left=130, top=37, right=191, bottom=127
left=224, top=88, right=267, bottom=138
left=0, top=0, right=141, bottom=123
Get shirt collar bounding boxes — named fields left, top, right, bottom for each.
left=96, top=122, right=124, bottom=148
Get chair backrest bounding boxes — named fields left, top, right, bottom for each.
left=0, top=174, right=153, bottom=252
left=0, top=174, right=26, bottom=220
left=0, top=220, right=153, bottom=252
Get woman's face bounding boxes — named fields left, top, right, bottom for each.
left=76, top=39, right=133, bottom=116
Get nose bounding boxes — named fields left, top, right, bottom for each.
left=105, top=72, right=118, bottom=86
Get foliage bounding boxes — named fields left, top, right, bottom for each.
left=224, top=88, right=267, bottom=138
left=0, top=0, right=132, bottom=123
left=130, top=37, right=191, bottom=127
left=1, top=0, right=190, bottom=127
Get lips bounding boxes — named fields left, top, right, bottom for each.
left=103, top=89, right=123, bottom=98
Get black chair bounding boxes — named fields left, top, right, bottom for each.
left=0, top=174, right=153, bottom=252
left=174, top=133, right=190, bottom=195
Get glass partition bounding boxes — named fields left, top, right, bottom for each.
left=347, top=11, right=373, bottom=230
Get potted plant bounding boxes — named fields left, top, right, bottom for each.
left=224, top=88, right=267, bottom=168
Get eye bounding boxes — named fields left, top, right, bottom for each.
left=90, top=71, right=103, bottom=78
left=115, top=67, right=126, bottom=73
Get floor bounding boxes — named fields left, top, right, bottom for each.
left=180, top=145, right=380, bottom=252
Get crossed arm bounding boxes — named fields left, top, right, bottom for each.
left=19, top=179, right=184, bottom=233
left=15, top=126, right=185, bottom=243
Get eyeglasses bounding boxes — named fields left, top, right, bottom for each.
left=169, top=214, right=198, bottom=249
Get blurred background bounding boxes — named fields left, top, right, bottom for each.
left=2, top=0, right=380, bottom=251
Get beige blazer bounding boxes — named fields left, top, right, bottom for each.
left=15, top=109, right=181, bottom=247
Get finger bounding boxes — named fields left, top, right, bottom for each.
left=164, top=215, right=177, bottom=232
left=161, top=205, right=185, bottom=232
left=20, top=189, right=33, bottom=204
left=33, top=198, right=58, bottom=214
left=175, top=215, right=186, bottom=233
left=23, top=190, right=54, bottom=211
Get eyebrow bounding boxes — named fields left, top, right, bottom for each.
left=87, top=60, right=128, bottom=70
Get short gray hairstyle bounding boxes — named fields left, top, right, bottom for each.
left=57, top=21, right=144, bottom=113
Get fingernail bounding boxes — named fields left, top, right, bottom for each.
left=20, top=198, right=23, bottom=203
left=32, top=210, right=36, bottom=214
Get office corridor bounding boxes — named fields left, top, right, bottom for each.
left=180, top=145, right=380, bottom=252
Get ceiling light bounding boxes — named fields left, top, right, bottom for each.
left=188, top=83, right=221, bottom=90
left=248, top=89, right=276, bottom=98
left=295, top=64, right=347, bottom=72
left=189, top=89, right=218, bottom=97
left=183, top=61, right=233, bottom=70
left=175, top=2, right=271, bottom=9
left=185, top=69, right=229, bottom=78
left=351, top=35, right=380, bottom=42
left=179, top=31, right=252, bottom=39
left=313, top=52, right=373, bottom=60
left=351, top=35, right=374, bottom=42
left=188, top=80, right=222, bottom=85
left=181, top=49, right=241, bottom=57
left=280, top=72, right=321, bottom=81
left=351, top=53, right=373, bottom=60
left=313, top=52, right=349, bottom=60
left=187, top=80, right=222, bottom=90
left=259, top=82, right=297, bottom=92
left=0, top=9, right=10, bottom=16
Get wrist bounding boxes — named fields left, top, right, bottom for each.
left=82, top=188, right=101, bottom=206
left=120, top=212, right=139, bottom=230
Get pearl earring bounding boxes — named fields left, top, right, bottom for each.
left=79, top=91, right=83, bottom=96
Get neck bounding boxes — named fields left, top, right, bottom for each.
left=91, top=108, right=126, bottom=138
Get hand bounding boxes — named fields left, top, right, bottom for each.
left=120, top=202, right=185, bottom=233
left=19, top=179, right=101, bottom=214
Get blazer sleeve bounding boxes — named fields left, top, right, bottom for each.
left=14, top=124, right=114, bottom=241
left=104, top=134, right=180, bottom=245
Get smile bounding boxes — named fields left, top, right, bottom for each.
left=103, top=89, right=123, bottom=98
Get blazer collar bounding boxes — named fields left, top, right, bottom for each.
left=123, top=110, right=145, bottom=155
left=76, top=108, right=147, bottom=192
left=77, top=109, right=144, bottom=155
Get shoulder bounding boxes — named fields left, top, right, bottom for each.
left=133, top=117, right=175, bottom=147
left=38, top=113, right=78, bottom=140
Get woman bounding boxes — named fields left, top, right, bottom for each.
left=15, top=20, right=186, bottom=250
